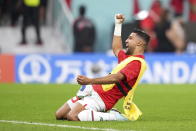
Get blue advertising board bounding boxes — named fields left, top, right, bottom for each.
left=144, top=54, right=196, bottom=84
left=15, top=54, right=117, bottom=83
left=15, top=53, right=196, bottom=84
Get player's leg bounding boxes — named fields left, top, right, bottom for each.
left=65, top=88, right=105, bottom=121
left=55, top=103, right=70, bottom=120
left=65, top=86, right=94, bottom=121
left=78, top=109, right=128, bottom=121
left=77, top=90, right=128, bottom=121
left=55, top=85, right=93, bottom=120
left=62, top=94, right=128, bottom=121
left=66, top=102, right=86, bottom=121
left=33, top=7, right=42, bottom=44
left=21, top=6, right=29, bottom=44
left=55, top=96, right=80, bottom=120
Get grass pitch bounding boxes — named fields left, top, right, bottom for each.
left=0, top=84, right=196, bottom=131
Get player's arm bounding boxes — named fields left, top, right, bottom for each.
left=112, top=14, right=125, bottom=57
left=77, top=73, right=125, bottom=85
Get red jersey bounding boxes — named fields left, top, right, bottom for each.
left=93, top=50, right=144, bottom=110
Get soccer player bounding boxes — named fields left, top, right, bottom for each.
left=55, top=14, right=150, bottom=121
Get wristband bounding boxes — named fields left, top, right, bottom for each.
left=114, top=23, right=122, bottom=36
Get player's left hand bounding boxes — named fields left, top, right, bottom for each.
left=77, top=75, right=91, bottom=85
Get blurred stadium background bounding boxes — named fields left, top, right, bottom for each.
left=0, top=0, right=196, bottom=131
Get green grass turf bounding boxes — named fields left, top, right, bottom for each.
left=0, top=84, right=196, bottom=131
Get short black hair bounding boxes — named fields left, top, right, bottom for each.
left=79, top=5, right=86, bottom=16
left=132, top=28, right=150, bottom=45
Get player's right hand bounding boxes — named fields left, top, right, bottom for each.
left=115, top=14, right=125, bottom=24
left=77, top=75, right=91, bottom=85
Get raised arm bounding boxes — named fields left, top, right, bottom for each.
left=112, top=14, right=125, bottom=57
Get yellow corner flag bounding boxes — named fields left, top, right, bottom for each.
left=123, top=101, right=142, bottom=121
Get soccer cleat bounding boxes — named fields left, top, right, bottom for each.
left=109, top=108, right=128, bottom=121
left=77, top=85, right=93, bottom=98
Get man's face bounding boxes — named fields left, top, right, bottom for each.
left=125, top=33, right=140, bottom=55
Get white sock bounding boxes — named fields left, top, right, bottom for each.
left=78, top=110, right=117, bottom=121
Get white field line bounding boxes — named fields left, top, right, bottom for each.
left=0, top=120, right=134, bottom=131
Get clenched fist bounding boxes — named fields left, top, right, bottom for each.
left=77, top=75, right=92, bottom=85
left=115, top=14, right=125, bottom=24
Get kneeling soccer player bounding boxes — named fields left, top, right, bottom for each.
left=55, top=14, right=150, bottom=121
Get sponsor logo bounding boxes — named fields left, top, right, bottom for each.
left=18, top=55, right=51, bottom=83
left=15, top=54, right=196, bottom=84
left=142, top=61, right=196, bottom=83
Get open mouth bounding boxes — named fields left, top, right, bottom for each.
left=125, top=47, right=128, bottom=52
left=125, top=45, right=128, bottom=50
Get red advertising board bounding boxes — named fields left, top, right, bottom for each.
left=0, top=55, right=15, bottom=83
